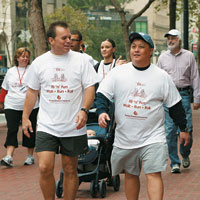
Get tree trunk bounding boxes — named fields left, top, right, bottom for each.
left=122, top=24, right=131, bottom=61
left=169, top=0, right=176, bottom=29
left=28, top=0, right=48, bottom=57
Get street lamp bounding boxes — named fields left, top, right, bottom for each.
left=183, top=0, right=189, bottom=50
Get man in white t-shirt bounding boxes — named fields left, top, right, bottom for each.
left=22, top=21, right=98, bottom=200
left=96, top=32, right=190, bottom=200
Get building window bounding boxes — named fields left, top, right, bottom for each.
left=135, top=22, right=147, bottom=33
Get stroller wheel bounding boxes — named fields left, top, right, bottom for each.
left=113, top=175, right=120, bottom=191
left=90, top=180, right=98, bottom=198
left=99, top=180, right=106, bottom=198
left=56, top=180, right=63, bottom=198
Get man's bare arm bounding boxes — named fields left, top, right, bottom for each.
left=22, top=88, right=39, bottom=137
left=76, top=85, right=95, bottom=129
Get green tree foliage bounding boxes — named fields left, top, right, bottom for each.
left=87, top=23, right=126, bottom=61
left=67, top=0, right=111, bottom=10
left=45, top=5, right=90, bottom=38
left=66, top=0, right=155, bottom=60
left=45, top=5, right=126, bottom=62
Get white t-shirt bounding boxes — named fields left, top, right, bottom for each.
left=82, top=52, right=97, bottom=66
left=2, top=65, right=39, bottom=110
left=97, top=63, right=181, bottom=149
left=97, top=59, right=116, bottom=83
left=27, top=50, right=98, bottom=137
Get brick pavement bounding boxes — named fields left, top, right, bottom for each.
left=0, top=108, right=200, bottom=200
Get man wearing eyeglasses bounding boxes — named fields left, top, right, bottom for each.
left=71, top=30, right=97, bottom=66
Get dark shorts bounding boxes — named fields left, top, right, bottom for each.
left=35, top=131, right=89, bottom=156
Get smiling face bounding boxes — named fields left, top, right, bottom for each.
left=167, top=35, right=181, bottom=53
left=49, top=26, right=71, bottom=55
left=17, top=51, right=30, bottom=67
left=100, top=40, right=116, bottom=61
left=130, top=39, right=153, bottom=67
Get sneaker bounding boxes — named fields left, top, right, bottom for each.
left=0, top=155, right=13, bottom=167
left=171, top=164, right=181, bottom=173
left=182, top=157, right=190, bottom=168
left=24, top=155, right=34, bottom=165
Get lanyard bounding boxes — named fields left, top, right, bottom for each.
left=102, top=60, right=113, bottom=79
left=17, top=67, right=26, bottom=85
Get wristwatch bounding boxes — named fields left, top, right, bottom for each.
left=81, top=108, right=89, bottom=115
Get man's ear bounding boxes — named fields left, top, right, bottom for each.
left=48, top=37, right=54, bottom=45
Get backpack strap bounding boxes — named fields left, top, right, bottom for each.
left=94, top=62, right=100, bottom=72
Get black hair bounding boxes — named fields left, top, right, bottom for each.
left=71, top=30, right=82, bottom=41
left=103, top=38, right=116, bottom=58
left=105, top=38, right=116, bottom=48
left=46, top=21, right=68, bottom=39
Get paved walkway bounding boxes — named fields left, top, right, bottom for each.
left=0, top=108, right=200, bottom=200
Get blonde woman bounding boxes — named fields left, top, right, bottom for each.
left=0, top=47, right=39, bottom=167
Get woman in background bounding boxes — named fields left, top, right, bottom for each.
left=94, top=38, right=127, bottom=83
left=0, top=47, right=39, bottom=167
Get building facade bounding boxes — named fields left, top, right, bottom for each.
left=1, top=0, right=186, bottom=70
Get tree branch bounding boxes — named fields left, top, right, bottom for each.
left=127, top=0, right=155, bottom=27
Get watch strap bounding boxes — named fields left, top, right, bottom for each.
left=81, top=108, right=89, bottom=115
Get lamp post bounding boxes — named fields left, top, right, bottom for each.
left=24, top=0, right=27, bottom=46
left=169, top=0, right=176, bottom=29
left=183, top=0, right=189, bottom=50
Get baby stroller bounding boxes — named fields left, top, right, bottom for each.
left=56, top=104, right=120, bottom=198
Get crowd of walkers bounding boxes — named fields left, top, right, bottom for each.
left=0, top=20, right=199, bottom=200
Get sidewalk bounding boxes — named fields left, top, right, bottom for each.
left=0, top=113, right=6, bottom=127
left=0, top=108, right=200, bottom=200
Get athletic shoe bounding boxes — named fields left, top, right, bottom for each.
left=182, top=157, right=190, bottom=168
left=0, top=155, right=13, bottom=167
left=171, top=164, right=181, bottom=173
left=24, top=155, right=34, bottom=165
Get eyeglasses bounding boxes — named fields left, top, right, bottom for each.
left=71, top=39, right=80, bottom=42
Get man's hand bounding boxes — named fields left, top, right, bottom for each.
left=76, top=110, right=88, bottom=130
left=98, top=113, right=110, bottom=128
left=193, top=103, right=200, bottom=110
left=22, top=118, right=33, bottom=138
left=179, top=132, right=190, bottom=146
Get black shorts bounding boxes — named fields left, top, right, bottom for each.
left=35, top=131, right=89, bottom=156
